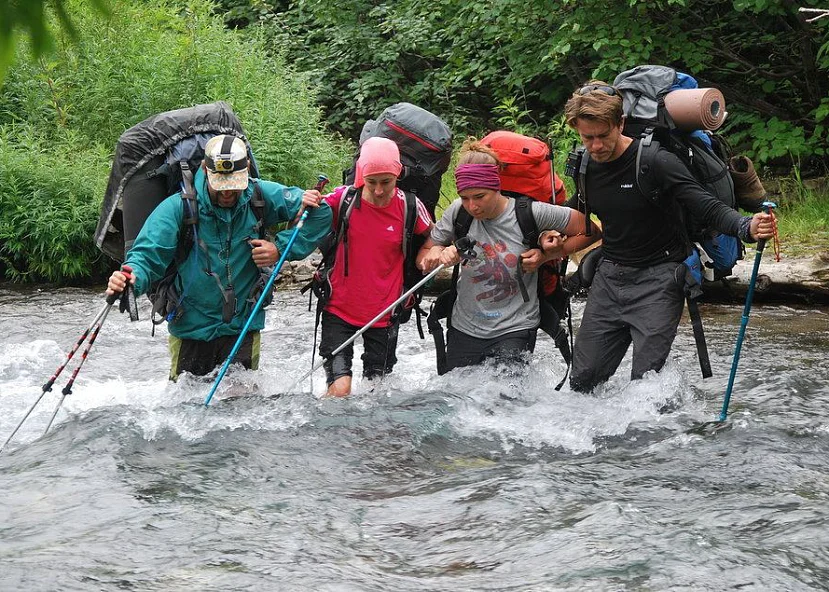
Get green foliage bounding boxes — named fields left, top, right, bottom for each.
left=218, top=0, right=829, bottom=172
left=0, top=0, right=351, bottom=283
left=0, top=0, right=110, bottom=83
left=772, top=166, right=829, bottom=248
left=0, top=126, right=111, bottom=282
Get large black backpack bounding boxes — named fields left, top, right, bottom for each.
left=426, top=196, right=571, bottom=377
left=344, top=102, right=452, bottom=219
left=94, top=102, right=268, bottom=327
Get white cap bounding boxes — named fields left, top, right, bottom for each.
left=204, top=134, right=249, bottom=191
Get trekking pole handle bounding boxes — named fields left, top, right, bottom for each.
left=455, top=236, right=478, bottom=262
left=106, top=265, right=133, bottom=305
left=314, top=175, right=330, bottom=192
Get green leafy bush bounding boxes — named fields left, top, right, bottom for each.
left=0, top=126, right=111, bottom=282
left=220, top=0, right=829, bottom=172
left=0, top=0, right=351, bottom=283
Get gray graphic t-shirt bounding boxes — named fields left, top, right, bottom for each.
left=431, top=198, right=572, bottom=339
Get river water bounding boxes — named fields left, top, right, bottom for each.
left=1, top=285, right=828, bottom=591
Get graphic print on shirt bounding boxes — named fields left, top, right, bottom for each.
left=467, top=240, right=519, bottom=305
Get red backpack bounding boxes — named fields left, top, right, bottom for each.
left=481, top=130, right=566, bottom=205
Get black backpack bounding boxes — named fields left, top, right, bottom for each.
left=344, top=102, right=452, bottom=219
left=94, top=102, right=269, bottom=328
left=302, top=186, right=428, bottom=336
left=426, top=196, right=572, bottom=378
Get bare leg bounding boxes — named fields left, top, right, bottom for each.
left=327, top=375, right=352, bottom=397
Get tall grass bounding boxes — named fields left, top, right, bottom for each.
left=0, top=0, right=351, bottom=283
left=773, top=170, right=829, bottom=251
left=0, top=126, right=112, bottom=282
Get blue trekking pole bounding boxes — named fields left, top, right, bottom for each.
left=204, top=211, right=309, bottom=406
left=719, top=201, right=776, bottom=422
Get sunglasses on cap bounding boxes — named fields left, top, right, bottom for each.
left=206, top=155, right=248, bottom=174
left=577, top=84, right=617, bottom=96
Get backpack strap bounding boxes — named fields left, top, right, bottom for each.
left=427, top=205, right=473, bottom=375
left=576, top=148, right=592, bottom=236
left=514, top=195, right=538, bottom=303
left=336, top=186, right=360, bottom=277
left=635, top=130, right=662, bottom=203
left=398, top=190, right=428, bottom=338
left=249, top=180, right=267, bottom=239
left=177, top=162, right=199, bottom=262
left=451, top=206, right=474, bottom=302
left=639, top=139, right=714, bottom=379
left=148, top=161, right=200, bottom=334
left=402, top=190, right=416, bottom=258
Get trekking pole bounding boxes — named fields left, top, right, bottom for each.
left=0, top=266, right=131, bottom=452
left=719, top=202, right=776, bottom=422
left=287, top=263, right=447, bottom=393
left=204, top=210, right=310, bottom=407
left=42, top=303, right=114, bottom=435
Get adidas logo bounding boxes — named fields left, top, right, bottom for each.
left=386, top=225, right=395, bottom=231
left=621, top=183, right=634, bottom=189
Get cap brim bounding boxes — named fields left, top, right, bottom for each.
left=207, top=169, right=249, bottom=191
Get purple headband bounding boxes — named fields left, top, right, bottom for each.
left=455, top=163, right=501, bottom=193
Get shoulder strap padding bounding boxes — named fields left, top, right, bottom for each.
left=635, top=132, right=661, bottom=203
left=249, top=180, right=266, bottom=238
left=402, top=190, right=417, bottom=258
left=514, top=195, right=539, bottom=248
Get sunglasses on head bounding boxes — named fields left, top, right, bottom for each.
left=577, top=84, right=617, bottom=96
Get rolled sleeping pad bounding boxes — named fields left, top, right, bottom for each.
left=664, top=88, right=726, bottom=131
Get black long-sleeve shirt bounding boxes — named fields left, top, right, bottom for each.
left=581, top=140, right=747, bottom=267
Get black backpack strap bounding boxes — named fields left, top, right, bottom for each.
left=576, top=148, right=591, bottom=236
left=401, top=190, right=428, bottom=338
left=635, top=131, right=661, bottom=203
left=148, top=162, right=200, bottom=335
left=687, top=295, right=713, bottom=379
left=249, top=180, right=266, bottom=239
left=514, top=196, right=538, bottom=303
left=427, top=205, right=473, bottom=375
left=402, top=190, right=416, bottom=258
left=338, top=186, right=359, bottom=277
left=177, top=162, right=199, bottom=263
left=302, top=185, right=358, bottom=316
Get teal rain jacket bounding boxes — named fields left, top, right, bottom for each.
left=125, top=167, right=332, bottom=341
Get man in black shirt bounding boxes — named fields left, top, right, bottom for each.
left=556, top=82, right=776, bottom=393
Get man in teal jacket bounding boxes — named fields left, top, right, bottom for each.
left=107, top=134, right=331, bottom=380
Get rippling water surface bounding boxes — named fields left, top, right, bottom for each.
left=1, top=285, right=828, bottom=591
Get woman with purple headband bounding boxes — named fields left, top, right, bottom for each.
left=416, top=138, right=601, bottom=373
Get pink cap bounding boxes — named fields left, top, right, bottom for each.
left=354, top=137, right=403, bottom=188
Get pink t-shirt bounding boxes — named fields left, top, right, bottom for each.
left=324, top=186, right=432, bottom=327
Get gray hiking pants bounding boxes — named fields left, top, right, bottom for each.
left=570, top=259, right=685, bottom=393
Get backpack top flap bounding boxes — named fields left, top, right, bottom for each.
left=481, top=130, right=554, bottom=203
left=360, top=102, right=452, bottom=178
left=613, top=65, right=678, bottom=123
left=96, top=101, right=251, bottom=262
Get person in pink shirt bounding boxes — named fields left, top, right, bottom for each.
left=304, top=137, right=433, bottom=396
